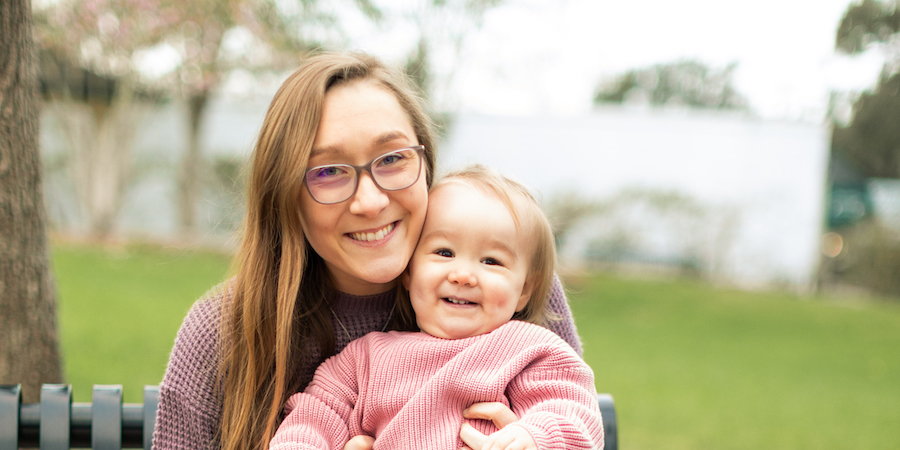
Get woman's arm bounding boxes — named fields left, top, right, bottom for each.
left=543, top=274, right=583, bottom=356
left=152, top=292, right=226, bottom=449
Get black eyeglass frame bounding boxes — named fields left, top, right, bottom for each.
left=303, top=145, right=426, bottom=205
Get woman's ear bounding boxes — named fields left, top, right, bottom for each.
left=515, top=278, right=534, bottom=312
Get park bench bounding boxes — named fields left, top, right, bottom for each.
left=1, top=384, right=617, bottom=449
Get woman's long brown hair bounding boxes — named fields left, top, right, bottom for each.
left=217, top=52, right=436, bottom=450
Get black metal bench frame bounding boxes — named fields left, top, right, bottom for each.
left=1, top=384, right=617, bottom=449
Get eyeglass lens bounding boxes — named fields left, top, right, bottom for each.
left=305, top=147, right=422, bottom=204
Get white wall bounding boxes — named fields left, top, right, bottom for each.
left=439, top=109, right=830, bottom=289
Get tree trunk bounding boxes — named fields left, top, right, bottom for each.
left=177, top=90, right=209, bottom=238
left=0, top=0, right=64, bottom=403
left=52, top=78, right=139, bottom=239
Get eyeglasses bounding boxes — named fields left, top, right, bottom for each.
left=304, top=145, right=426, bottom=204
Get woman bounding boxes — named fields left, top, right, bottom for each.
left=152, top=52, right=582, bottom=450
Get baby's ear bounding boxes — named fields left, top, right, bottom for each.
left=515, top=278, right=534, bottom=312
left=401, top=267, right=412, bottom=291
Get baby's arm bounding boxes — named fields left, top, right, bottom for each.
left=460, top=339, right=603, bottom=450
left=459, top=346, right=603, bottom=449
left=270, top=392, right=352, bottom=449
left=269, top=347, right=362, bottom=450
left=503, top=348, right=603, bottom=449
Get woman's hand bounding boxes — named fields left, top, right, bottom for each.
left=460, top=423, right=536, bottom=450
left=344, top=435, right=374, bottom=450
left=459, top=402, right=528, bottom=450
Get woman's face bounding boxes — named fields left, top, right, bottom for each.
left=299, top=79, right=428, bottom=295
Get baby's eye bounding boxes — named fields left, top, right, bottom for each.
left=435, top=249, right=453, bottom=258
left=482, top=257, right=503, bottom=266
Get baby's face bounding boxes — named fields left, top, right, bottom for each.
left=402, top=182, right=532, bottom=339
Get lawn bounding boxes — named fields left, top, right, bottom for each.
left=567, top=273, right=900, bottom=450
left=50, top=242, right=900, bottom=448
left=51, top=241, right=232, bottom=403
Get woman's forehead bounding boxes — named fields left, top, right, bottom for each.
left=311, top=80, right=416, bottom=160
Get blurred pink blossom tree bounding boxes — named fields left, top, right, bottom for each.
left=33, top=0, right=369, bottom=238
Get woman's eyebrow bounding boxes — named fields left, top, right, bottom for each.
left=374, top=131, right=411, bottom=146
left=310, top=131, right=412, bottom=159
left=309, top=146, right=340, bottom=160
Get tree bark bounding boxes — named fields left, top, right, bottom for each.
left=0, top=0, right=64, bottom=402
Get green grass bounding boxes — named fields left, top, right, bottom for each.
left=51, top=243, right=900, bottom=447
left=567, top=273, right=900, bottom=450
left=52, top=241, right=232, bottom=402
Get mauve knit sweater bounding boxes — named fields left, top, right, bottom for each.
left=270, top=320, right=602, bottom=450
left=152, top=278, right=582, bottom=449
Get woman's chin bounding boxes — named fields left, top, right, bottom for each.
left=349, top=266, right=405, bottom=295
left=360, top=255, right=411, bottom=283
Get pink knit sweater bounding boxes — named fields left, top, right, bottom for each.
left=270, top=321, right=603, bottom=450
left=152, top=278, right=582, bottom=449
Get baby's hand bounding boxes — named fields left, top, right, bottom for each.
left=344, top=435, right=374, bottom=450
left=459, top=422, right=536, bottom=450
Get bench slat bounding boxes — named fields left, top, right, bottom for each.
left=40, top=384, right=71, bottom=450
left=93, top=385, right=123, bottom=450
left=0, top=385, right=22, bottom=449
left=142, top=386, right=159, bottom=450
left=598, top=393, right=618, bottom=450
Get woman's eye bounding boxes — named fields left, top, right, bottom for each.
left=435, top=249, right=453, bottom=258
left=482, top=257, right=502, bottom=266
left=312, top=166, right=345, bottom=178
left=380, top=153, right=402, bottom=165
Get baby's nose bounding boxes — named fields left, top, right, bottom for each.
left=448, top=268, right=477, bottom=286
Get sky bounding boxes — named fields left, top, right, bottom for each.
left=342, top=0, right=887, bottom=123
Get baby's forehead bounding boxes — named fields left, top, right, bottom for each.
left=431, top=178, right=496, bottom=200
left=427, top=179, right=539, bottom=247
left=429, top=180, right=508, bottom=215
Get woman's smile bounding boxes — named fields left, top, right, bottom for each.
left=347, top=221, right=397, bottom=242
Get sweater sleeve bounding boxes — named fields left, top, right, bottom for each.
left=505, top=339, right=604, bottom=449
left=269, top=341, right=364, bottom=450
left=543, top=274, right=584, bottom=357
left=152, top=290, right=225, bottom=450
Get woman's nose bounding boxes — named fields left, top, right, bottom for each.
left=448, top=267, right=477, bottom=287
left=349, top=172, right=390, bottom=217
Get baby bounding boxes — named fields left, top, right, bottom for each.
left=270, top=165, right=604, bottom=450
